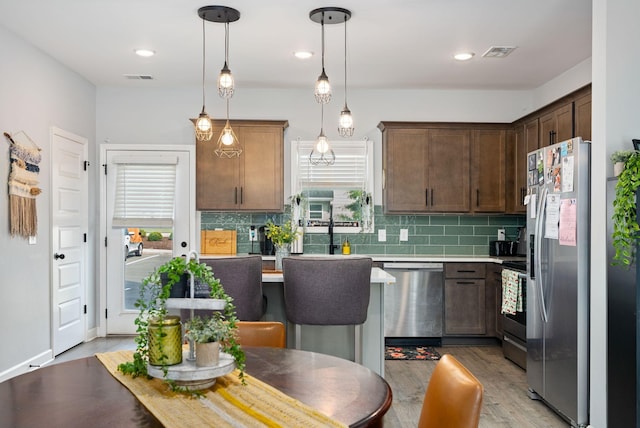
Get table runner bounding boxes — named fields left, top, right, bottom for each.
left=96, top=350, right=347, bottom=428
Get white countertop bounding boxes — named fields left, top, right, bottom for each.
left=201, top=253, right=524, bottom=265
left=262, top=266, right=396, bottom=284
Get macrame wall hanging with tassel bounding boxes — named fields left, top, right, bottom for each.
left=4, top=131, right=42, bottom=238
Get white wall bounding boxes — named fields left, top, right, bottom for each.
left=591, top=0, right=640, bottom=426
left=0, top=25, right=96, bottom=379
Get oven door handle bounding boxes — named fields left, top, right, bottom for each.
left=503, top=335, right=527, bottom=352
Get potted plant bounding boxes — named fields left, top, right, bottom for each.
left=265, top=218, right=300, bottom=270
left=118, top=256, right=246, bottom=386
left=185, top=313, right=234, bottom=367
left=612, top=151, right=640, bottom=266
left=611, top=150, right=636, bottom=177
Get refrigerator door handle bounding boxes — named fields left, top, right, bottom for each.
left=535, top=186, right=549, bottom=322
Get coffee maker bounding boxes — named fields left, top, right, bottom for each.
left=258, top=225, right=274, bottom=255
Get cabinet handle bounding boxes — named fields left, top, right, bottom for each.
left=240, top=187, right=243, bottom=204
left=425, top=189, right=428, bottom=206
left=458, top=270, right=476, bottom=273
left=234, top=187, right=238, bottom=204
left=476, top=189, right=480, bottom=207
left=456, top=281, right=476, bottom=285
left=431, top=189, right=434, bottom=206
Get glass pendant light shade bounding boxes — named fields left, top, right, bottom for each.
left=215, top=100, right=242, bottom=158
left=217, top=21, right=235, bottom=99
left=338, top=104, right=354, bottom=137
left=218, top=62, right=234, bottom=98
left=195, top=111, right=213, bottom=141
left=310, top=103, right=335, bottom=165
left=310, top=129, right=335, bottom=165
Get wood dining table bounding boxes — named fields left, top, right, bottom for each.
left=0, top=347, right=392, bottom=428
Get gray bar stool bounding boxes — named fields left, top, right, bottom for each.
left=282, top=256, right=372, bottom=364
left=199, top=255, right=265, bottom=320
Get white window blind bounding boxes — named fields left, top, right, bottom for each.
left=294, top=140, right=370, bottom=190
left=112, top=156, right=178, bottom=228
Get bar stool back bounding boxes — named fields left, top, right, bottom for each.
left=282, top=256, right=372, bottom=363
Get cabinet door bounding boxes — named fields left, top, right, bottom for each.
left=383, top=129, right=429, bottom=213
left=507, top=124, right=527, bottom=214
left=196, top=122, right=241, bottom=210
left=196, top=120, right=286, bottom=211
left=427, top=129, right=470, bottom=212
left=525, top=118, right=540, bottom=153
left=472, top=129, right=505, bottom=212
left=540, top=103, right=573, bottom=147
left=238, top=125, right=284, bottom=211
left=574, top=93, right=591, bottom=142
left=444, top=279, right=486, bottom=335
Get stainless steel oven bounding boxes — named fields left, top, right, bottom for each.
left=501, top=261, right=527, bottom=370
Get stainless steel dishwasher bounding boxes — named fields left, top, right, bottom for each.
left=383, top=262, right=443, bottom=346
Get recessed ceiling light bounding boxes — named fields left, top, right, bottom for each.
left=454, top=52, right=475, bottom=61
left=294, top=51, right=313, bottom=59
left=134, top=49, right=156, bottom=57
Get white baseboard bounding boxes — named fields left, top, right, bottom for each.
left=0, top=350, right=53, bottom=383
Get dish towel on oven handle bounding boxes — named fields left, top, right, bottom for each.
left=501, top=268, right=523, bottom=315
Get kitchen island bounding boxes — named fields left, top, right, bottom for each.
left=261, top=267, right=396, bottom=377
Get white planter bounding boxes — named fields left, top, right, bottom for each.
left=196, top=341, right=220, bottom=367
left=614, top=162, right=625, bottom=177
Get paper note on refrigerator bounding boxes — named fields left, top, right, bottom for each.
left=561, top=156, right=574, bottom=193
left=544, top=194, right=560, bottom=239
left=559, top=198, right=577, bottom=246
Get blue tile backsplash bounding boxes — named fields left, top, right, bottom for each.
left=200, top=206, right=526, bottom=256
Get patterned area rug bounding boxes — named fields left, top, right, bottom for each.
left=385, top=346, right=441, bottom=361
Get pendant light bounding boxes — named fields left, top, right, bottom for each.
left=193, top=16, right=213, bottom=141
left=218, top=21, right=234, bottom=99
left=337, top=14, right=354, bottom=138
left=215, top=98, right=242, bottom=158
left=310, top=8, right=350, bottom=104
left=313, top=11, right=331, bottom=104
left=310, top=103, right=335, bottom=165
left=199, top=5, right=242, bottom=158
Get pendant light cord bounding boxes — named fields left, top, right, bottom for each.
left=343, top=19, right=348, bottom=103
left=201, top=18, right=206, bottom=111
left=321, top=14, right=326, bottom=71
left=224, top=21, right=230, bottom=66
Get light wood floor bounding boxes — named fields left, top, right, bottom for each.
left=52, top=338, right=568, bottom=427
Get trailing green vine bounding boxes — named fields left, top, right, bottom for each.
left=117, top=256, right=246, bottom=387
left=612, top=151, right=640, bottom=266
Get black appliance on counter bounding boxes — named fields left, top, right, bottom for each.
left=258, top=226, right=274, bottom=255
left=501, top=260, right=527, bottom=370
left=489, top=240, right=517, bottom=256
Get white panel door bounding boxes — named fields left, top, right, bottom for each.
left=105, top=148, right=192, bottom=334
left=51, top=128, right=88, bottom=356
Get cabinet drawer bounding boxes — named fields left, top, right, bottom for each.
left=444, top=278, right=486, bottom=335
left=445, top=263, right=486, bottom=278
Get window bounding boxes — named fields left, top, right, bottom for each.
left=291, top=140, right=374, bottom=233
left=111, top=155, right=178, bottom=228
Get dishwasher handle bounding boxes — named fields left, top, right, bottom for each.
left=383, top=262, right=443, bottom=270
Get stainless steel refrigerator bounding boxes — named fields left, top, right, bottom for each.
left=526, top=137, right=589, bottom=427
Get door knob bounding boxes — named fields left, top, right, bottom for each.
left=54, top=253, right=65, bottom=260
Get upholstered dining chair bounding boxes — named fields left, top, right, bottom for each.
left=418, top=354, right=484, bottom=428
left=236, top=321, right=286, bottom=348
left=282, top=256, right=372, bottom=364
left=201, top=255, right=265, bottom=321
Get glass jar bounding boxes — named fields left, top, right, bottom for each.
left=148, top=315, right=182, bottom=366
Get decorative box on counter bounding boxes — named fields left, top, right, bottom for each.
left=201, top=230, right=237, bottom=255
